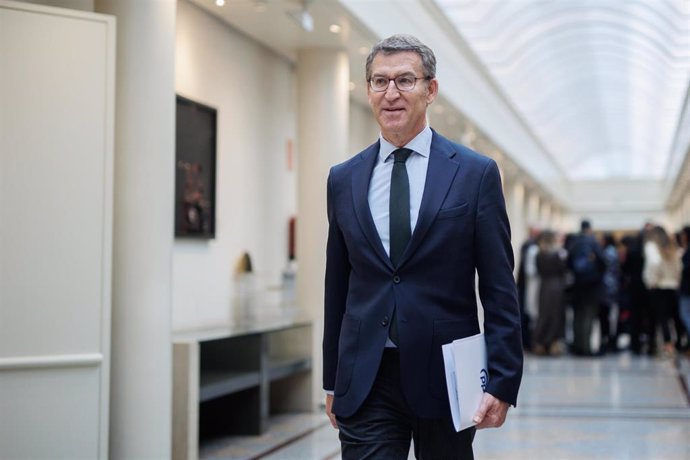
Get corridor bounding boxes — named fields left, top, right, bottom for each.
left=202, top=353, right=690, bottom=460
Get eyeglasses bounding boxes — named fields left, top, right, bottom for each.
left=368, top=74, right=431, bottom=92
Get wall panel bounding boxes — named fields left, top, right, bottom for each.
left=0, top=1, right=114, bottom=457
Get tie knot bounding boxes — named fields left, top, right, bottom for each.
left=393, top=148, right=412, bottom=164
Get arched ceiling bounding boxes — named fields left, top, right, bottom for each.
left=193, top=0, right=690, bottom=216
left=435, top=0, right=690, bottom=181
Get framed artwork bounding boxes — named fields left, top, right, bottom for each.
left=174, top=95, right=217, bottom=239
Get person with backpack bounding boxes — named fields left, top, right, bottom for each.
left=567, top=220, right=605, bottom=356
left=599, top=233, right=621, bottom=353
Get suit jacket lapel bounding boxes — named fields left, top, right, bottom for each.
left=399, top=131, right=460, bottom=267
left=351, top=141, right=394, bottom=270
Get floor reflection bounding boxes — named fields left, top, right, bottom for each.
left=202, top=353, right=690, bottom=460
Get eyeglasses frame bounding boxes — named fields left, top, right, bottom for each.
left=367, top=74, right=432, bottom=92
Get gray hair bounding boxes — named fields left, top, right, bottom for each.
left=365, top=34, right=437, bottom=81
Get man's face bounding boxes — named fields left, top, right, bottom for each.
left=367, top=51, right=438, bottom=145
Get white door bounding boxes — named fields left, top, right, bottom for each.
left=0, top=1, right=114, bottom=458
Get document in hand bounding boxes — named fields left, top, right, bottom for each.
left=442, top=332, right=488, bottom=432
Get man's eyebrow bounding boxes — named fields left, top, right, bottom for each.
left=372, top=72, right=416, bottom=77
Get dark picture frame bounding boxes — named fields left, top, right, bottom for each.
left=175, top=95, right=217, bottom=238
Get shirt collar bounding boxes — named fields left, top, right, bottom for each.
left=378, top=126, right=432, bottom=163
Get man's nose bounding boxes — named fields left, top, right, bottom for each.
left=384, top=80, right=400, bottom=98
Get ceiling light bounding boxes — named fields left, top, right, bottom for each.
left=287, top=0, right=314, bottom=32
left=329, top=24, right=341, bottom=34
left=215, top=0, right=225, bottom=6
left=288, top=9, right=313, bottom=32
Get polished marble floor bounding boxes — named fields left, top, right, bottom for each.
left=202, top=353, right=690, bottom=459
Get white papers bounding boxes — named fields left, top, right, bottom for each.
left=442, top=332, right=488, bottom=432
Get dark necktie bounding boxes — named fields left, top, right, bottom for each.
left=389, top=148, right=412, bottom=344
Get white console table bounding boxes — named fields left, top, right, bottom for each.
left=172, top=293, right=313, bottom=460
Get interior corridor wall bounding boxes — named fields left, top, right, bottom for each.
left=349, top=101, right=379, bottom=155
left=12, top=0, right=93, bottom=11
left=173, top=0, right=297, bottom=330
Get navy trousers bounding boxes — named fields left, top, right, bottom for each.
left=336, top=348, right=475, bottom=459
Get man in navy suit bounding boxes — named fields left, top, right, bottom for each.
left=323, top=34, right=523, bottom=459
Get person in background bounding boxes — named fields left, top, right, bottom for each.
left=517, top=227, right=540, bottom=351
left=643, top=225, right=681, bottom=358
left=600, top=233, right=620, bottom=353
left=323, top=34, right=523, bottom=459
left=567, top=220, right=605, bottom=356
left=523, top=230, right=541, bottom=349
left=678, top=226, right=690, bottom=352
left=672, top=230, right=689, bottom=352
left=617, top=235, right=636, bottom=348
left=624, top=226, right=652, bottom=355
left=562, top=232, right=578, bottom=349
left=534, top=230, right=567, bottom=355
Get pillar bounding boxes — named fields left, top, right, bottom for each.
left=94, top=1, right=176, bottom=457
left=505, top=179, right=526, bottom=272
left=296, top=49, right=350, bottom=408
left=527, top=188, right=541, bottom=229
left=540, top=201, right=552, bottom=229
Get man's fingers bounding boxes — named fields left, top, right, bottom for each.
left=474, top=393, right=509, bottom=429
left=472, top=394, right=490, bottom=424
left=325, top=394, right=338, bottom=429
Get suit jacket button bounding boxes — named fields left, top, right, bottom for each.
left=381, top=316, right=389, bottom=326
left=393, top=275, right=401, bottom=284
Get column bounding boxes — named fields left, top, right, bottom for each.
left=551, top=207, right=562, bottom=233
left=505, top=178, right=526, bottom=271
left=296, top=49, right=350, bottom=409
left=527, top=189, right=541, bottom=229
left=540, top=201, right=552, bottom=229
left=669, top=206, right=680, bottom=230
left=94, top=1, right=176, bottom=458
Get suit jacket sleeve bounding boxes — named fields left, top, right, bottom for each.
left=322, top=169, right=350, bottom=392
left=474, top=160, right=523, bottom=406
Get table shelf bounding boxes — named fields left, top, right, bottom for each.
left=172, top=316, right=313, bottom=460
left=268, top=357, right=312, bottom=381
left=199, top=370, right=261, bottom=402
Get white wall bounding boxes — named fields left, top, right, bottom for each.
left=174, top=0, right=297, bottom=330
left=567, top=179, right=667, bottom=231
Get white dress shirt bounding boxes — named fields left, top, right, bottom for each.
left=368, top=126, right=432, bottom=256
left=369, top=126, right=432, bottom=348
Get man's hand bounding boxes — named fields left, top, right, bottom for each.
left=472, top=392, right=510, bottom=429
left=325, top=394, right=337, bottom=429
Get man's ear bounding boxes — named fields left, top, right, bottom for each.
left=426, top=78, right=438, bottom=105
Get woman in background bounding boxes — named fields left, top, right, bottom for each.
left=643, top=226, right=681, bottom=357
left=534, top=230, right=567, bottom=355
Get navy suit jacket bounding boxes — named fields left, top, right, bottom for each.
left=323, top=130, right=523, bottom=419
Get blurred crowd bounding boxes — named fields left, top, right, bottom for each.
left=517, top=220, right=690, bottom=358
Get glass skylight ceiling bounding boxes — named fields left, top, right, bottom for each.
left=436, top=0, right=690, bottom=180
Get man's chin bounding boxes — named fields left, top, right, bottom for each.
left=380, top=120, right=407, bottom=134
